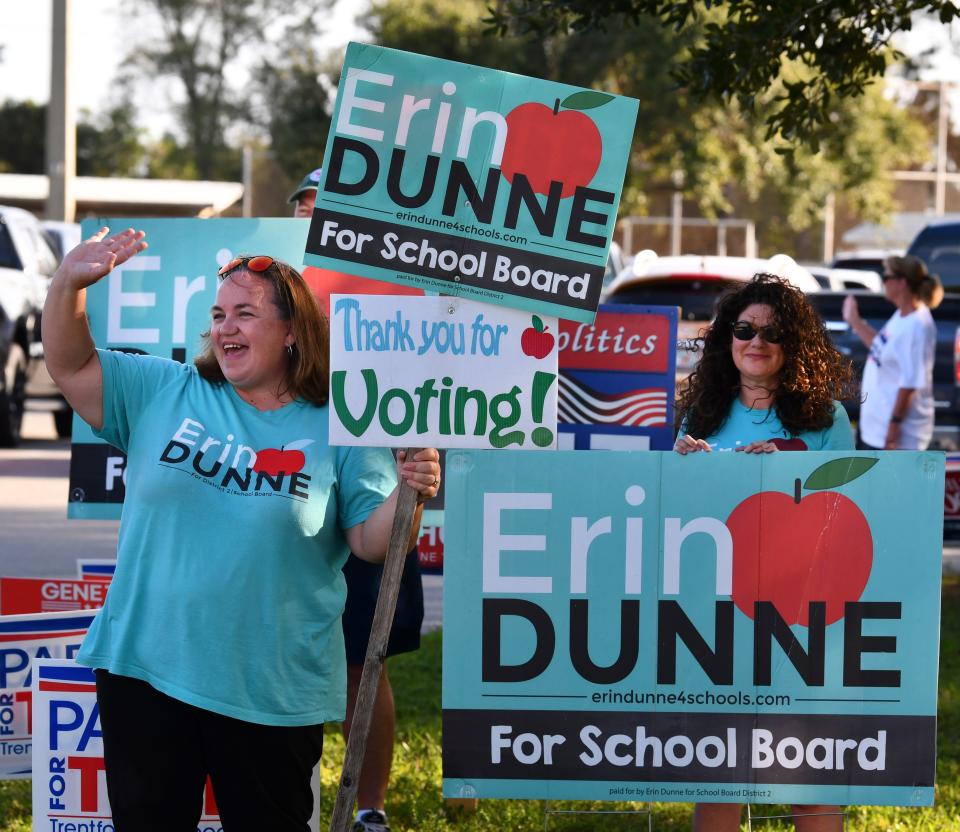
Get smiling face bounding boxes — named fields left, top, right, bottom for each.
left=211, top=272, right=294, bottom=402
left=730, top=303, right=785, bottom=391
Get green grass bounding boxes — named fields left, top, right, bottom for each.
left=4, top=579, right=958, bottom=830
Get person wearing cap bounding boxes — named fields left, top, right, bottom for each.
left=289, top=167, right=322, bottom=218
left=291, top=168, right=425, bottom=832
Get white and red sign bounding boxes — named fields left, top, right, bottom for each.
left=0, top=610, right=95, bottom=779
left=0, top=578, right=110, bottom=615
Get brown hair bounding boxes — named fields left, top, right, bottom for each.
left=885, top=254, right=943, bottom=309
left=676, top=273, right=857, bottom=439
left=194, top=258, right=330, bottom=405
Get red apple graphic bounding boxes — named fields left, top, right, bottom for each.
left=769, top=437, right=808, bottom=451
left=521, top=315, right=555, bottom=359
left=253, top=438, right=314, bottom=476
left=500, top=91, right=612, bottom=199
left=727, top=458, right=877, bottom=627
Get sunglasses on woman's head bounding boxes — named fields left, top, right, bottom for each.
left=217, top=255, right=274, bottom=278
left=732, top=320, right=782, bottom=343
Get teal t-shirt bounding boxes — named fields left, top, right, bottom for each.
left=76, top=349, right=397, bottom=726
left=686, top=399, right=854, bottom=451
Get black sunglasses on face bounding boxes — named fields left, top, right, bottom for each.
left=881, top=271, right=901, bottom=282
left=732, top=320, right=782, bottom=344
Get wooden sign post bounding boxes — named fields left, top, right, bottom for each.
left=328, top=448, right=422, bottom=832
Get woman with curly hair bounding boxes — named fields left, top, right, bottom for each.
left=675, top=273, right=856, bottom=456
left=674, top=273, right=856, bottom=832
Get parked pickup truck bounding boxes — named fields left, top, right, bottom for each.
left=807, top=290, right=960, bottom=450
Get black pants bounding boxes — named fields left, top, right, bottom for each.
left=95, top=670, right=324, bottom=832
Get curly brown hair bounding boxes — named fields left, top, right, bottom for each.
left=676, top=273, right=856, bottom=439
left=194, top=257, right=330, bottom=406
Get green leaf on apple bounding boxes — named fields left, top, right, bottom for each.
left=561, top=91, right=615, bottom=111
left=531, top=314, right=545, bottom=333
left=803, top=457, right=878, bottom=491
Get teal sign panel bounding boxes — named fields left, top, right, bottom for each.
left=442, top=450, right=943, bottom=806
left=305, top=42, right=639, bottom=323
left=69, top=218, right=311, bottom=519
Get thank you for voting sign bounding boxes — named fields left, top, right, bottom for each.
left=306, top=43, right=638, bottom=322
left=330, top=295, right=558, bottom=449
left=442, top=451, right=943, bottom=806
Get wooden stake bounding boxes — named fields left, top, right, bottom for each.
left=328, top=447, right=423, bottom=832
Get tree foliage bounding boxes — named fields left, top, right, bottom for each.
left=488, top=0, right=959, bottom=148
left=0, top=99, right=147, bottom=178
left=364, top=0, right=931, bottom=255
left=253, top=30, right=336, bottom=180
left=120, top=0, right=327, bottom=180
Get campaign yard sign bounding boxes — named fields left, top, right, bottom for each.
left=0, top=578, right=109, bottom=615
left=305, top=42, right=639, bottom=323
left=71, top=218, right=318, bottom=520
left=0, top=611, right=96, bottom=779
left=442, top=450, right=943, bottom=807
left=557, top=304, right=677, bottom=451
left=329, top=294, right=558, bottom=449
left=31, top=660, right=225, bottom=832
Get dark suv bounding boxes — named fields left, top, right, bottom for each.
left=907, top=219, right=960, bottom=292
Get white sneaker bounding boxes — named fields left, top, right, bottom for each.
left=352, top=809, right=390, bottom=832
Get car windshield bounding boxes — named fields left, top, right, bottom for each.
left=909, top=225, right=960, bottom=291
left=0, top=223, right=21, bottom=271
left=606, top=277, right=739, bottom=320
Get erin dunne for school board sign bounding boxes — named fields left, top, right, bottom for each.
left=305, top=42, right=639, bottom=323
left=442, top=450, right=943, bottom=807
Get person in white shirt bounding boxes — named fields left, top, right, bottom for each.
left=842, top=255, right=942, bottom=450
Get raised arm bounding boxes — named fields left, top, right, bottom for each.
left=42, top=227, right=147, bottom=431
left=345, top=448, right=441, bottom=561
left=842, top=295, right=876, bottom=348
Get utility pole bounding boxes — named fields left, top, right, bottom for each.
left=46, top=0, right=75, bottom=221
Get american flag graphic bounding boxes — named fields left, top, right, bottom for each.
left=558, top=372, right=668, bottom=427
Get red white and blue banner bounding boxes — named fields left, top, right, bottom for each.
left=0, top=577, right=110, bottom=616
left=31, top=660, right=226, bottom=832
left=0, top=611, right=95, bottom=779
left=557, top=304, right=677, bottom=451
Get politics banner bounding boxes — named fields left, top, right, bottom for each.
left=305, top=42, right=639, bottom=323
left=442, top=450, right=943, bottom=806
left=557, top=304, right=677, bottom=451
left=329, top=294, right=558, bottom=449
left=0, top=578, right=109, bottom=615
left=71, top=218, right=318, bottom=519
left=0, top=611, right=95, bottom=779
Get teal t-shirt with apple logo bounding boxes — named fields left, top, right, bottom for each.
left=76, top=348, right=397, bottom=726
left=695, top=399, right=854, bottom=452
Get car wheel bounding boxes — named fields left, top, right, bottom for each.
left=53, top=406, right=74, bottom=438
left=0, top=343, right=27, bottom=447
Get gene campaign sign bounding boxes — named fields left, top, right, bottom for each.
left=442, top=451, right=943, bottom=806
left=305, top=43, right=638, bottom=323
